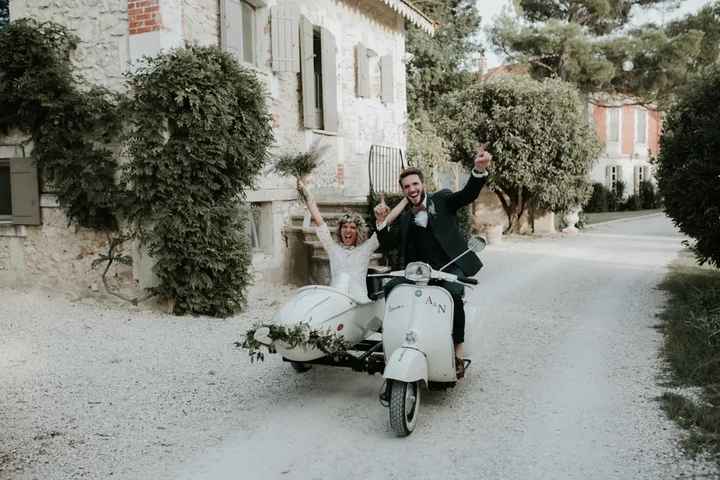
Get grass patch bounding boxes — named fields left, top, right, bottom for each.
left=658, top=264, right=720, bottom=462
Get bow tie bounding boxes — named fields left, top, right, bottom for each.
left=412, top=204, right=427, bottom=215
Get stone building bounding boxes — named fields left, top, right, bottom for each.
left=0, top=0, right=434, bottom=289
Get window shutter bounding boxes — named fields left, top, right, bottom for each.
left=633, top=166, right=640, bottom=194
left=271, top=4, right=299, bottom=72
left=222, top=0, right=244, bottom=64
left=300, top=16, right=315, bottom=129
left=381, top=54, right=394, bottom=103
left=356, top=43, right=370, bottom=98
left=642, top=165, right=651, bottom=183
left=321, top=27, right=338, bottom=132
left=10, top=158, right=40, bottom=225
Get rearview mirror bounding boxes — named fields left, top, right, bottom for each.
left=468, top=236, right=487, bottom=253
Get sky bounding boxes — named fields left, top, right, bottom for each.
left=478, top=0, right=713, bottom=69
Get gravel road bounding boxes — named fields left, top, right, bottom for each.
left=2, top=214, right=718, bottom=480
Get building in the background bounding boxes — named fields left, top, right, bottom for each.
left=589, top=100, right=661, bottom=196
left=0, top=0, right=434, bottom=288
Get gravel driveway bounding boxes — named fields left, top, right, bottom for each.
left=2, top=214, right=718, bottom=480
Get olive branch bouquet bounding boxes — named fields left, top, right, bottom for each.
left=271, top=141, right=329, bottom=185
left=237, top=321, right=352, bottom=363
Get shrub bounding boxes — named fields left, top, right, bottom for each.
left=123, top=46, right=273, bottom=315
left=639, top=180, right=660, bottom=209
left=441, top=76, right=601, bottom=233
left=657, top=66, right=720, bottom=267
left=584, top=183, right=611, bottom=212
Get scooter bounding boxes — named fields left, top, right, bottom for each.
left=251, top=238, right=485, bottom=436
left=372, top=237, right=484, bottom=436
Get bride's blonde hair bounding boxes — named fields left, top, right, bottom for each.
left=335, top=211, right=368, bottom=246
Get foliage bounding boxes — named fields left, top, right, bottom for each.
left=238, top=321, right=351, bottom=363
left=489, top=0, right=713, bottom=105
left=123, top=46, right=273, bottom=315
left=406, top=0, right=483, bottom=117
left=407, top=110, right=450, bottom=191
left=656, top=66, right=720, bottom=268
left=658, top=268, right=720, bottom=460
left=584, top=183, right=611, bottom=213
left=272, top=141, right=329, bottom=180
left=0, top=19, right=123, bottom=229
left=442, top=76, right=601, bottom=233
left=639, top=179, right=661, bottom=209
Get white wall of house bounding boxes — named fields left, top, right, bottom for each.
left=2, top=0, right=417, bottom=286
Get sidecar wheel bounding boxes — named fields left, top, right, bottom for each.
left=290, top=361, right=312, bottom=373
left=388, top=380, right=420, bottom=436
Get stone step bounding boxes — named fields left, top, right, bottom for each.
left=289, top=211, right=372, bottom=228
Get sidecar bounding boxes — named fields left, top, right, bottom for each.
left=272, top=285, right=385, bottom=362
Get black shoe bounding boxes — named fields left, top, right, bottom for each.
left=378, top=380, right=390, bottom=406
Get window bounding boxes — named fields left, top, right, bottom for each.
left=0, top=160, right=11, bottom=220
left=608, top=107, right=620, bottom=143
left=0, top=0, right=8, bottom=29
left=635, top=108, right=647, bottom=145
left=606, top=164, right=623, bottom=193
left=300, top=17, right=337, bottom=132
left=222, top=0, right=263, bottom=67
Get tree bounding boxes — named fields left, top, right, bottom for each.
left=406, top=0, right=483, bottom=117
left=441, top=76, right=601, bottom=233
left=489, top=0, right=711, bottom=105
left=656, top=66, right=720, bottom=268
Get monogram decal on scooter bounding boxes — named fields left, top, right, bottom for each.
left=425, top=296, right=447, bottom=313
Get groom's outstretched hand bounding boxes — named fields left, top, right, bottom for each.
left=374, top=193, right=390, bottom=224
left=474, top=143, right=492, bottom=172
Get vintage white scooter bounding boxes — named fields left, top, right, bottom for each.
left=373, top=237, right=484, bottom=436
left=255, top=237, right=485, bottom=436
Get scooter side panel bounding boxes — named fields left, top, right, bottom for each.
left=383, top=284, right=456, bottom=382
left=273, top=287, right=384, bottom=361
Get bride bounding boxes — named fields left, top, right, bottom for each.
left=297, top=180, right=407, bottom=302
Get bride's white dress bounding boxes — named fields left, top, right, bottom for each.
left=316, top=223, right=379, bottom=303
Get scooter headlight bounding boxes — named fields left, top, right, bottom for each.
left=405, top=262, right=431, bottom=283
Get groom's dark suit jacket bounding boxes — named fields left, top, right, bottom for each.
left=377, top=172, right=488, bottom=277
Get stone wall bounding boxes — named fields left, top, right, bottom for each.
left=11, top=0, right=129, bottom=91
left=0, top=207, right=134, bottom=292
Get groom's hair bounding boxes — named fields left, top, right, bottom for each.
left=398, top=167, right=424, bottom=186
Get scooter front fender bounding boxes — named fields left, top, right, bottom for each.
left=383, top=348, right=428, bottom=385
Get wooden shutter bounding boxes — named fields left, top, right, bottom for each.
left=633, top=165, right=640, bottom=194
left=222, top=0, right=243, bottom=64
left=10, top=158, right=40, bottom=225
left=381, top=54, right=394, bottom=103
left=356, top=43, right=370, bottom=98
left=271, top=4, right=299, bottom=72
left=321, top=27, right=338, bottom=132
left=300, top=16, right=315, bottom=129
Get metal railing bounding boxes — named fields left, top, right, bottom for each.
left=368, top=145, right=407, bottom=195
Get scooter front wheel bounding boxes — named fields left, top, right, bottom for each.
left=388, top=380, right=420, bottom=436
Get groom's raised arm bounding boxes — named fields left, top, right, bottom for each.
left=446, top=144, right=493, bottom=212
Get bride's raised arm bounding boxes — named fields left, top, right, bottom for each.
left=297, top=179, right=324, bottom=226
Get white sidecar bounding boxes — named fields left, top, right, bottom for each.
left=272, top=286, right=385, bottom=362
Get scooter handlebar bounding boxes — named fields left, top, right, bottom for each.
left=457, top=276, right=478, bottom=285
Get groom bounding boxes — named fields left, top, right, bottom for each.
left=374, top=144, right=492, bottom=378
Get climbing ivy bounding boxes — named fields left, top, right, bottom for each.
left=0, top=19, right=123, bottom=229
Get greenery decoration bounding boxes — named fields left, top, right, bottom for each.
left=441, top=76, right=601, bottom=233
left=656, top=65, right=720, bottom=268
left=271, top=141, right=329, bottom=180
left=123, top=45, right=273, bottom=316
left=238, top=321, right=351, bottom=363
left=0, top=19, right=123, bottom=229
